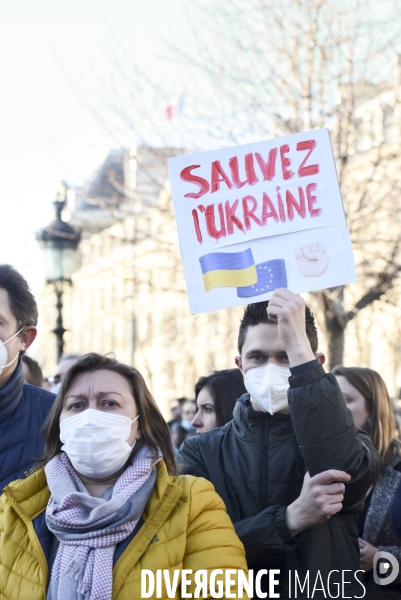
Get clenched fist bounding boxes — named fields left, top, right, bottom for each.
left=295, top=242, right=329, bottom=277
left=266, top=288, right=316, bottom=366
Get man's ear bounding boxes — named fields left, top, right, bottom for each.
left=315, top=352, right=325, bottom=366
left=235, top=355, right=244, bottom=375
left=19, top=326, right=37, bottom=352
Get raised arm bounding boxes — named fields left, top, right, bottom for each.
left=267, top=289, right=382, bottom=511
left=288, top=366, right=382, bottom=510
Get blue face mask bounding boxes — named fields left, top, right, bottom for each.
left=180, top=419, right=196, bottom=432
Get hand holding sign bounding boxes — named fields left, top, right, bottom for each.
left=267, top=288, right=315, bottom=366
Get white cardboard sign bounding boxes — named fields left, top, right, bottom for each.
left=168, top=128, right=357, bottom=314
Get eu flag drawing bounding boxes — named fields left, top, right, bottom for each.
left=237, top=259, right=287, bottom=297
left=199, top=249, right=257, bottom=292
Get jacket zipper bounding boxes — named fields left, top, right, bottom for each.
left=262, top=418, right=270, bottom=507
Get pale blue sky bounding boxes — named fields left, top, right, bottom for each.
left=1, top=0, right=398, bottom=332
left=0, top=0, right=187, bottom=295
left=3, top=0, right=395, bottom=295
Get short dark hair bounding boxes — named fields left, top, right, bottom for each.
left=238, top=300, right=318, bottom=354
left=0, top=264, right=38, bottom=331
left=22, top=355, right=43, bottom=387
left=195, top=368, right=246, bottom=427
left=40, top=352, right=177, bottom=475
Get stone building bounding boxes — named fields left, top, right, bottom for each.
left=39, top=146, right=243, bottom=416
left=39, top=99, right=401, bottom=418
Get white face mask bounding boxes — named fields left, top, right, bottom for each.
left=0, top=327, right=24, bottom=376
left=244, top=363, right=291, bottom=415
left=60, top=408, right=140, bottom=479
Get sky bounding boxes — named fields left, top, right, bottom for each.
left=1, top=0, right=399, bottom=370
left=0, top=0, right=187, bottom=298
left=2, top=0, right=396, bottom=296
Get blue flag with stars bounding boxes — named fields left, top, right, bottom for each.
left=237, top=259, right=287, bottom=298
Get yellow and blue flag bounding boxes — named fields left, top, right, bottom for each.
left=237, top=259, right=287, bottom=297
left=199, top=248, right=257, bottom=292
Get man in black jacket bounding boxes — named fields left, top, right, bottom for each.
left=178, top=289, right=382, bottom=599
left=0, top=264, right=54, bottom=489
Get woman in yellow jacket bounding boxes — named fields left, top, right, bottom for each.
left=0, top=353, right=250, bottom=600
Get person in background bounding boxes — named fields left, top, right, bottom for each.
left=170, top=399, right=196, bottom=450
left=0, top=264, right=54, bottom=490
left=192, top=368, right=247, bottom=434
left=0, top=353, right=250, bottom=600
left=167, top=396, right=185, bottom=429
left=51, top=351, right=83, bottom=394
left=180, top=398, right=196, bottom=426
left=333, top=365, right=401, bottom=597
left=41, top=376, right=53, bottom=392
left=21, top=355, right=44, bottom=387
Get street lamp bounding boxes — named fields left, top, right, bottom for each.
left=36, top=198, right=81, bottom=360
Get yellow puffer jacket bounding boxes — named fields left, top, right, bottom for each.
left=0, top=460, right=250, bottom=600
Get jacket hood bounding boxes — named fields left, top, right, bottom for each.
left=0, top=360, right=24, bottom=421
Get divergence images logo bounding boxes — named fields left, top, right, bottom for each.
left=373, top=551, right=399, bottom=586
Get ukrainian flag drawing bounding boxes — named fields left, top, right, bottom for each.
left=199, top=249, right=257, bottom=292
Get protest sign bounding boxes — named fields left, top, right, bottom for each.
left=168, top=128, right=357, bottom=314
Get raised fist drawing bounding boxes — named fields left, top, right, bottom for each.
left=295, top=242, right=329, bottom=277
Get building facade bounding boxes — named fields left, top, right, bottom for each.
left=39, top=147, right=243, bottom=416
left=38, top=134, right=401, bottom=418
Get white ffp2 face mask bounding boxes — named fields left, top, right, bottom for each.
left=244, top=363, right=291, bottom=415
left=0, top=327, right=24, bottom=376
left=60, top=408, right=140, bottom=478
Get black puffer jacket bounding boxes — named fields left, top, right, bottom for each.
left=178, top=362, right=382, bottom=599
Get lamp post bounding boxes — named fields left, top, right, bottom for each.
left=36, top=198, right=80, bottom=361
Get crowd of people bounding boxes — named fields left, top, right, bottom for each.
left=0, top=263, right=400, bottom=599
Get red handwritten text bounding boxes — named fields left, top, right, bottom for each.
left=192, top=182, right=322, bottom=243
left=180, top=140, right=319, bottom=199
